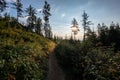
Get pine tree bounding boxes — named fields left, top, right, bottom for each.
left=82, top=10, right=92, bottom=42
left=0, top=0, right=7, bottom=13
left=86, top=28, right=97, bottom=47
left=42, top=1, right=52, bottom=38
left=98, top=23, right=109, bottom=46
left=109, top=22, right=117, bottom=46
left=71, top=18, right=79, bottom=40
left=25, top=5, right=36, bottom=31
left=115, top=23, right=120, bottom=29
left=12, top=0, right=23, bottom=21
left=35, top=17, right=42, bottom=35
left=72, top=18, right=78, bottom=26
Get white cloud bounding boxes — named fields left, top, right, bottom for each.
left=61, top=13, right=66, bottom=18
left=36, top=8, right=42, bottom=13
left=24, top=16, right=30, bottom=19
left=5, top=0, right=16, bottom=2
left=19, top=16, right=30, bottom=23
left=42, top=19, right=45, bottom=23
left=5, top=6, right=11, bottom=13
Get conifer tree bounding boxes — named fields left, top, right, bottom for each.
left=25, top=5, right=36, bottom=31
left=71, top=18, right=79, bottom=40
left=35, top=17, right=42, bottom=35
left=0, top=0, right=7, bottom=13
left=43, top=1, right=52, bottom=38
left=12, top=0, right=23, bottom=21
left=82, top=11, right=92, bottom=41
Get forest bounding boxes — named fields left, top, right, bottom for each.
left=0, top=0, right=120, bottom=80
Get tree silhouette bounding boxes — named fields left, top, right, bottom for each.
left=0, top=0, right=7, bottom=13
left=71, top=18, right=79, bottom=40
left=25, top=5, right=36, bottom=31
left=97, top=22, right=120, bottom=51
left=43, top=1, right=52, bottom=38
left=12, top=0, right=23, bottom=21
left=82, top=10, right=92, bottom=42
left=98, top=23, right=109, bottom=46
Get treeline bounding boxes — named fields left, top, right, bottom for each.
left=0, top=0, right=52, bottom=38
left=84, top=22, right=120, bottom=51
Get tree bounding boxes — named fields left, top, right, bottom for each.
left=0, top=0, right=7, bottom=13
left=25, top=5, right=36, bottom=31
left=110, top=21, right=115, bottom=30
left=35, top=17, right=42, bottom=35
left=12, top=0, right=23, bottom=21
left=97, top=22, right=120, bottom=51
left=97, top=23, right=109, bottom=46
left=82, top=10, right=92, bottom=42
left=115, top=23, right=120, bottom=29
left=71, top=18, right=79, bottom=40
left=109, top=22, right=120, bottom=50
left=4, top=13, right=10, bottom=27
left=42, top=1, right=52, bottom=38
left=86, top=29, right=97, bottom=47
left=72, top=18, right=78, bottom=26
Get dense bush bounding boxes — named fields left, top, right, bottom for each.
left=0, top=44, right=49, bottom=80
left=55, top=41, right=120, bottom=80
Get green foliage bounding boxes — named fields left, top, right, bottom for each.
left=0, top=17, right=55, bottom=80
left=97, top=22, right=120, bottom=51
left=35, top=17, right=42, bottom=35
left=55, top=41, right=84, bottom=80
left=0, top=45, right=45, bottom=80
left=55, top=41, right=120, bottom=80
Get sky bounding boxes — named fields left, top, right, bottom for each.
left=4, top=0, right=120, bottom=40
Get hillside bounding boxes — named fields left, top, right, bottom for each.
left=0, top=17, right=55, bottom=80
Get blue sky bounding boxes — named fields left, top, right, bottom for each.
left=4, top=0, right=120, bottom=39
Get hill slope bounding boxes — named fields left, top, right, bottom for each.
left=0, top=17, right=55, bottom=80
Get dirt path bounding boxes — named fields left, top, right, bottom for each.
left=48, top=53, right=65, bottom=80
